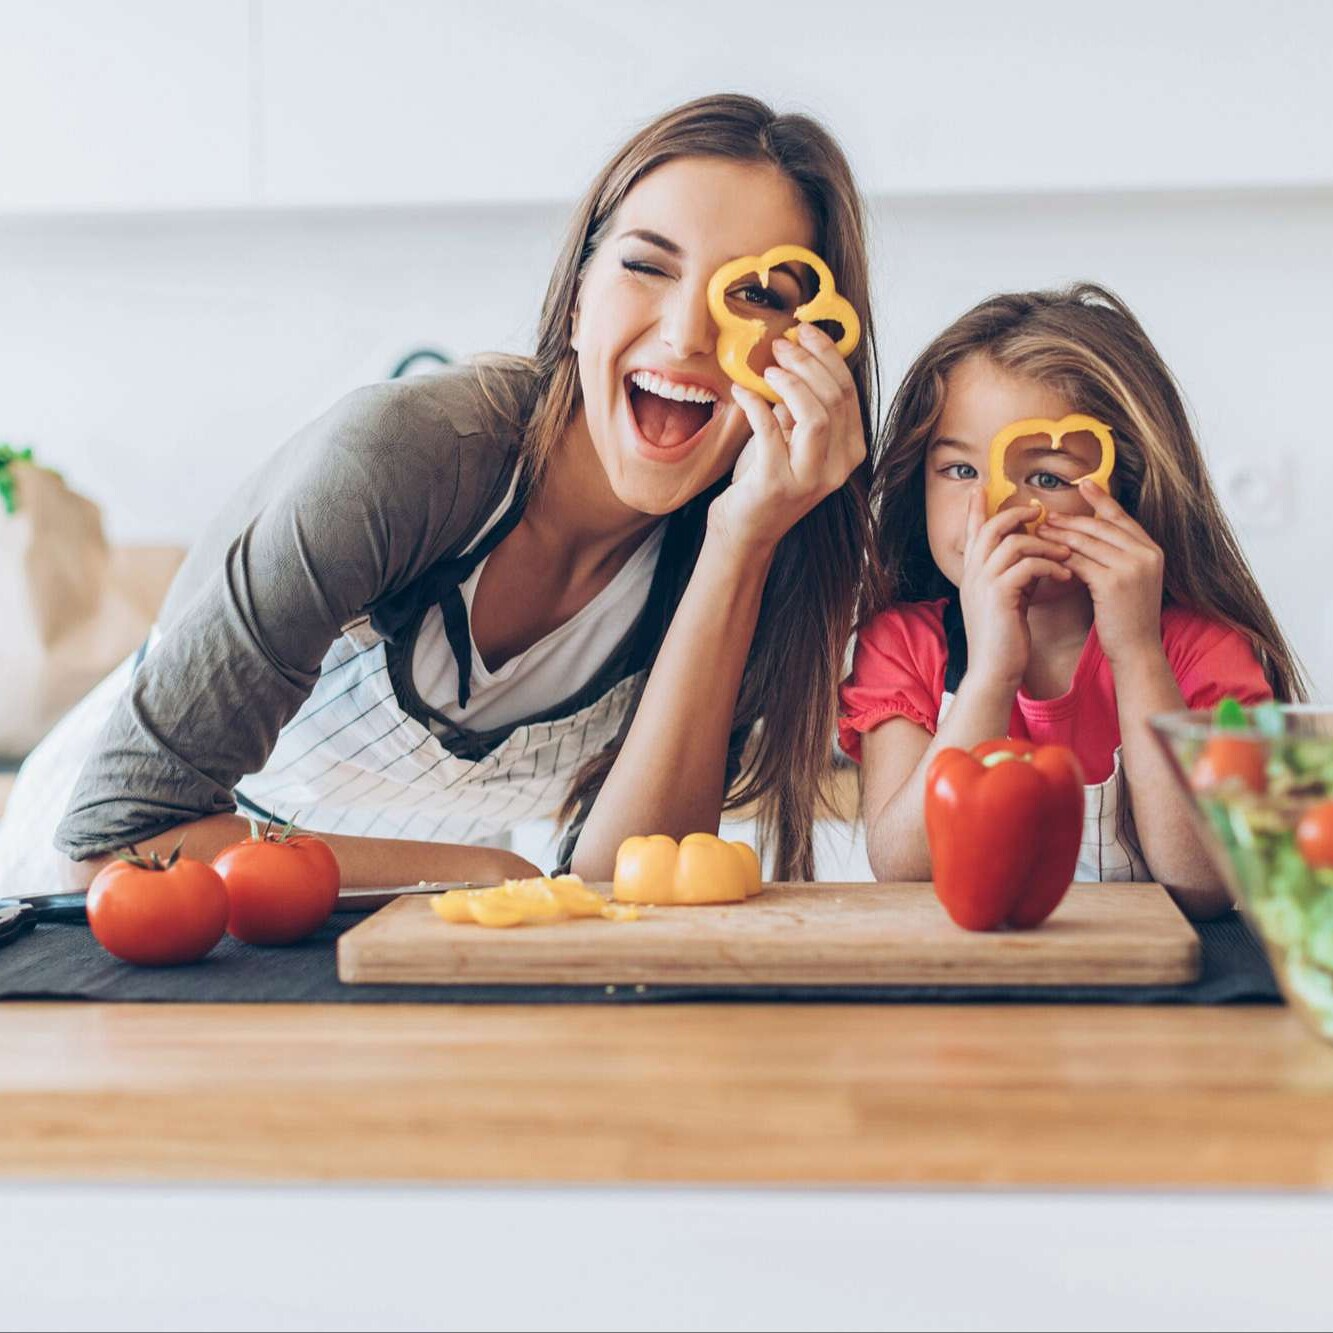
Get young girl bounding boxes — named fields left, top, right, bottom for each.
left=0, top=93, right=879, bottom=893
left=840, top=284, right=1303, bottom=919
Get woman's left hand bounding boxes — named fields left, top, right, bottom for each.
left=1039, top=481, right=1166, bottom=666
left=708, top=323, right=866, bottom=557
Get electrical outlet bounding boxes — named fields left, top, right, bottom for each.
left=1218, top=459, right=1291, bottom=532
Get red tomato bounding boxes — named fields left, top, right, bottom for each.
left=87, top=850, right=229, bottom=966
left=1296, top=801, right=1333, bottom=870
left=213, top=830, right=340, bottom=945
left=1191, top=737, right=1267, bottom=795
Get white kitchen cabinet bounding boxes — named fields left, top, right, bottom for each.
left=0, top=0, right=250, bottom=213
left=4, top=1, right=1331, bottom=216
left=259, top=0, right=1333, bottom=207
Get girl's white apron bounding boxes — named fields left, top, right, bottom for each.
left=938, top=691, right=1150, bottom=882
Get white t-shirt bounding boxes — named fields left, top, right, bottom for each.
left=411, top=523, right=665, bottom=732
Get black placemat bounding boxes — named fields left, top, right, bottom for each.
left=0, top=910, right=1282, bottom=1005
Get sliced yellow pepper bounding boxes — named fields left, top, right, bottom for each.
left=612, top=833, right=762, bottom=906
left=984, top=414, right=1116, bottom=529
left=430, top=875, right=638, bottom=928
left=706, top=244, right=861, bottom=404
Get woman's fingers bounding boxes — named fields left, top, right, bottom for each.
left=729, top=383, right=793, bottom=482
left=768, top=327, right=865, bottom=485
left=772, top=401, right=796, bottom=443
left=762, top=365, right=830, bottom=486
left=773, top=328, right=845, bottom=405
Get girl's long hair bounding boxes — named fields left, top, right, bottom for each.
left=479, top=93, right=882, bottom=878
left=870, top=282, right=1305, bottom=700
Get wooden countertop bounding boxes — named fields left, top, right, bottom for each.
left=3, top=1001, right=1331, bottom=1188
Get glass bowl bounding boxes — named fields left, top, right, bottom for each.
left=1152, top=704, right=1333, bottom=1041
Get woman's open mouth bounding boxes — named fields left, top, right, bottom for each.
left=624, top=371, right=719, bottom=459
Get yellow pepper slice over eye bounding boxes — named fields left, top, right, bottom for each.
left=706, top=244, right=861, bottom=404
left=612, top=833, right=763, bottom=905
left=984, top=414, right=1116, bottom=529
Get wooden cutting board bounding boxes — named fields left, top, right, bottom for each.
left=337, top=882, right=1200, bottom=987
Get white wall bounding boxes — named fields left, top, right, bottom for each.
left=3, top=186, right=1331, bottom=697
left=2, top=1, right=1331, bottom=692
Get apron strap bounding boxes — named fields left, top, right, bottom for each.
left=368, top=470, right=531, bottom=710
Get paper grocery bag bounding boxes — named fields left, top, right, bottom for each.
left=0, top=458, right=155, bottom=758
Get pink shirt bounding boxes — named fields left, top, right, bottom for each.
left=838, top=600, right=1273, bottom=782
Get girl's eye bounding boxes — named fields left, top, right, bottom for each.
left=1029, top=470, right=1072, bottom=491
left=941, top=462, right=978, bottom=481
left=622, top=259, right=666, bottom=278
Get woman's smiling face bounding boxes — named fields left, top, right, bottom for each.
left=570, top=155, right=816, bottom=515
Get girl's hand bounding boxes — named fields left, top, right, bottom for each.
left=1039, top=481, right=1165, bottom=669
left=708, top=323, right=867, bottom=557
left=960, top=489, right=1073, bottom=689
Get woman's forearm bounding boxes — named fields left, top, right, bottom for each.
left=61, top=813, right=538, bottom=892
left=1113, top=650, right=1232, bottom=919
left=570, top=530, right=773, bottom=880
left=865, top=673, right=1018, bottom=881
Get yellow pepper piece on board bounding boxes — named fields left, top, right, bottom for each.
left=612, top=833, right=763, bottom=905
left=984, top=414, right=1116, bottom=529
left=429, top=875, right=635, bottom=928
left=731, top=840, right=762, bottom=898
left=706, top=244, right=861, bottom=404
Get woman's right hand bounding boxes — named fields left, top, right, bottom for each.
left=958, top=490, right=1072, bottom=690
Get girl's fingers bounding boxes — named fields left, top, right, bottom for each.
left=998, top=557, right=1074, bottom=589
left=971, top=503, right=1043, bottom=565
left=1041, top=512, right=1139, bottom=553
left=963, top=487, right=986, bottom=557
left=1036, top=522, right=1124, bottom=567
left=985, top=533, right=1072, bottom=576
left=1075, top=480, right=1156, bottom=545
left=1060, top=551, right=1108, bottom=585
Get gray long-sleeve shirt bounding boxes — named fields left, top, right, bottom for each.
left=55, top=364, right=537, bottom=858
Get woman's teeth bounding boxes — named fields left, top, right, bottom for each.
left=629, top=370, right=718, bottom=405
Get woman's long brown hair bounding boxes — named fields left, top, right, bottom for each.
left=871, top=281, right=1305, bottom=700
left=478, top=93, right=882, bottom=878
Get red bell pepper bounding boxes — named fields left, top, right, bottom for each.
left=924, top=739, right=1085, bottom=931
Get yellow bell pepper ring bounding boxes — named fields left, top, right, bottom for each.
left=984, top=414, right=1116, bottom=529
left=706, top=244, right=861, bottom=404
left=613, top=833, right=763, bottom=905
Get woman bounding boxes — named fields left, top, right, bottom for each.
left=3, top=93, right=880, bottom=893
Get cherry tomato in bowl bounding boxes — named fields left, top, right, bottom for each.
left=213, top=821, right=340, bottom=945
left=87, top=845, right=229, bottom=966
left=1191, top=736, right=1267, bottom=795
left=1296, top=800, right=1333, bottom=870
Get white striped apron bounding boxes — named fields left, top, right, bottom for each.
left=938, top=690, right=1150, bottom=883
left=0, top=460, right=647, bottom=891
left=234, top=629, right=643, bottom=846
